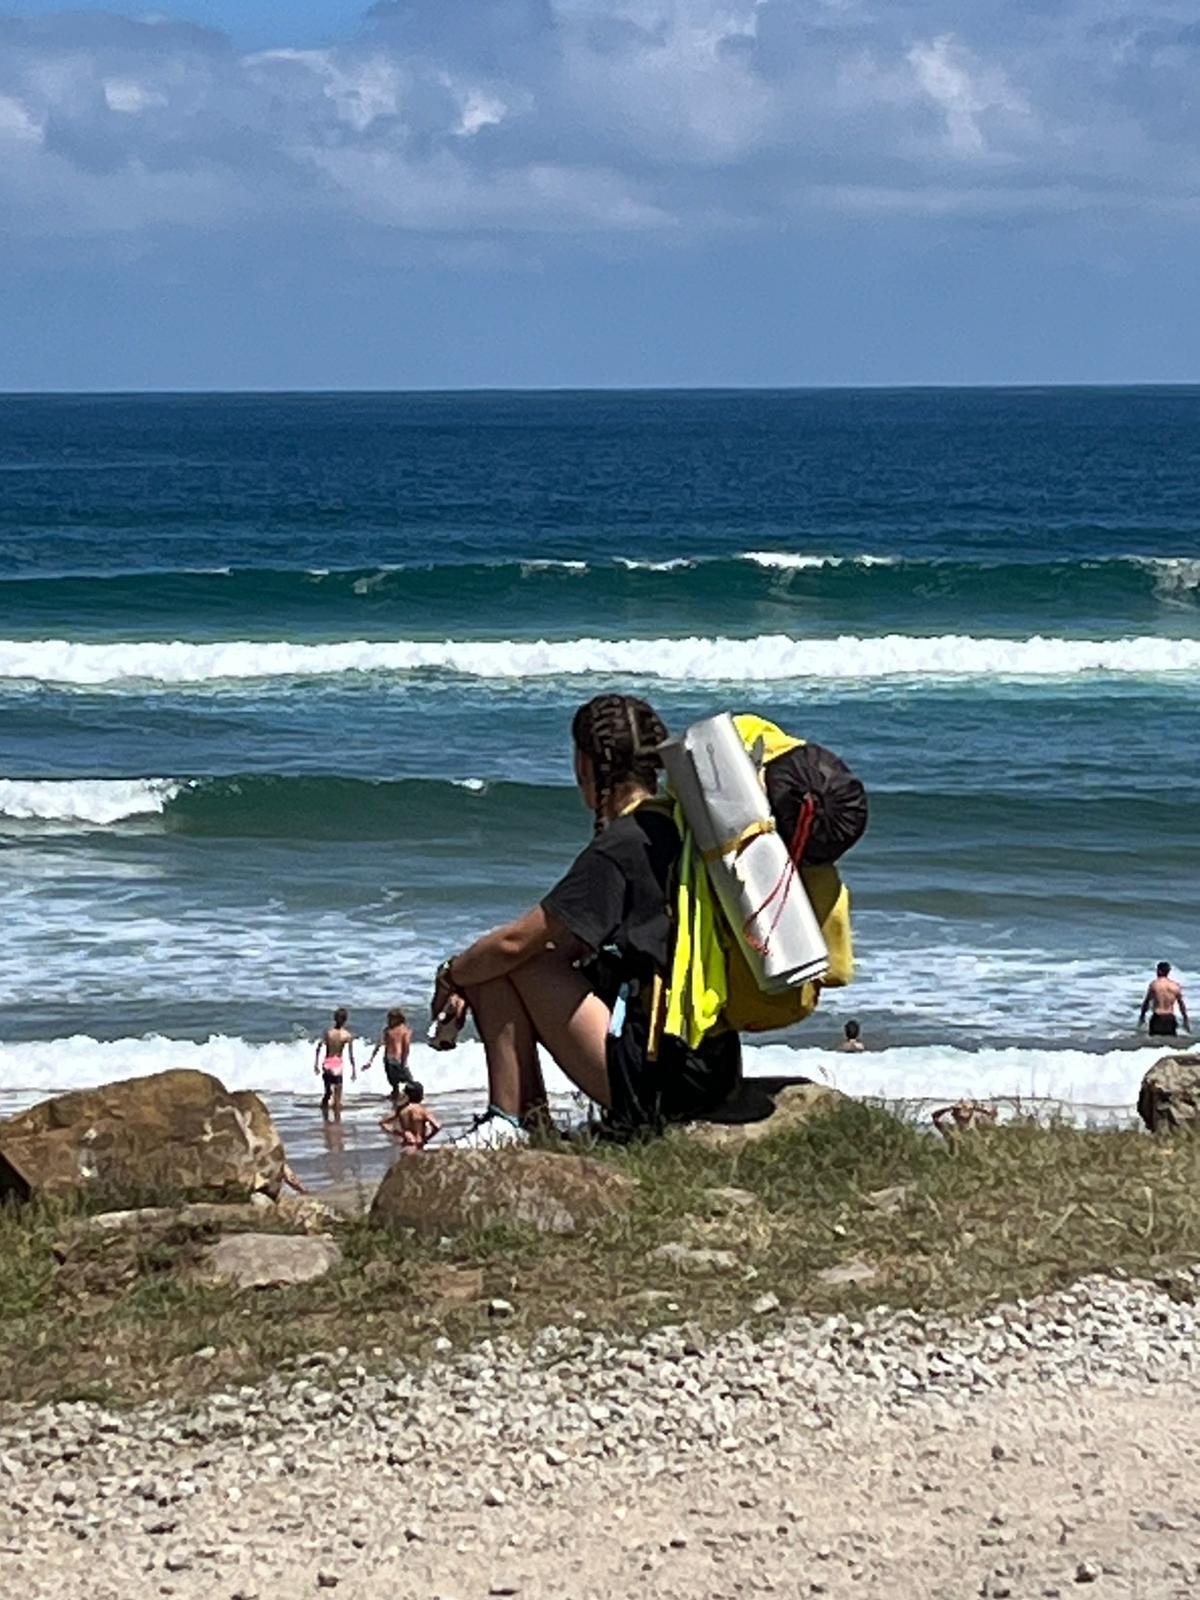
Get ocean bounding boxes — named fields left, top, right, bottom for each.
left=1, top=388, right=1197, bottom=1183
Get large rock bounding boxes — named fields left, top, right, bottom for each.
left=192, top=1232, right=342, bottom=1290
left=1138, top=1054, right=1200, bottom=1133
left=687, top=1082, right=845, bottom=1148
left=370, top=1148, right=635, bottom=1238
left=0, top=1070, right=285, bottom=1203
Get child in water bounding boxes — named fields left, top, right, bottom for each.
left=365, top=1007, right=414, bottom=1106
left=314, top=1006, right=356, bottom=1121
left=379, top=1082, right=441, bottom=1149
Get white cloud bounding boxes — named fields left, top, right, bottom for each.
left=0, top=91, right=40, bottom=142
left=0, top=3, right=1195, bottom=240
left=103, top=79, right=167, bottom=114
left=455, top=86, right=508, bottom=137
left=245, top=48, right=404, bottom=133
left=908, top=34, right=1030, bottom=157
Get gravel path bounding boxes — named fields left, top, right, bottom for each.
left=3, top=1270, right=1200, bottom=1599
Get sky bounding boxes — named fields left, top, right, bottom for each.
left=1, top=0, right=1198, bottom=388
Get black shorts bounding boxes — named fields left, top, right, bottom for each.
left=1149, top=1014, right=1179, bottom=1038
left=606, top=1003, right=741, bottom=1136
left=384, top=1058, right=414, bottom=1091
left=322, top=1069, right=344, bottom=1092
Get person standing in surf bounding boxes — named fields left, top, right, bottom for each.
left=429, top=693, right=740, bottom=1138
left=314, top=1006, right=356, bottom=1120
left=1139, top=962, right=1190, bottom=1039
left=364, top=1007, right=414, bottom=1105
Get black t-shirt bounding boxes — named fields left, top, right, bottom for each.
left=541, top=806, right=679, bottom=983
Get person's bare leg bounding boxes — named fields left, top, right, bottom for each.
left=463, top=976, right=547, bottom=1118
left=508, top=950, right=612, bottom=1108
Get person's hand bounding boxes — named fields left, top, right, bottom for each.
left=432, top=957, right=465, bottom=1019
left=434, top=992, right=469, bottom=1029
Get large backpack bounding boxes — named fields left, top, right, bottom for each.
left=722, top=716, right=866, bottom=1031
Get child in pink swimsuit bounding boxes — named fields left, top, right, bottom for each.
left=314, top=1006, right=356, bottom=1121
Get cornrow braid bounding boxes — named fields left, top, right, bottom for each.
left=571, top=693, right=669, bottom=835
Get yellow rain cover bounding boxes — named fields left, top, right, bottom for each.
left=664, top=715, right=855, bottom=1045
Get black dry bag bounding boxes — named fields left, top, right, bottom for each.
left=763, top=741, right=869, bottom=866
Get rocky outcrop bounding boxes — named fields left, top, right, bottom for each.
left=0, top=1070, right=285, bottom=1202
left=370, top=1148, right=635, bottom=1238
left=1138, top=1054, right=1200, bottom=1133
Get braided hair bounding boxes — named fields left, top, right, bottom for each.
left=571, top=693, right=669, bottom=835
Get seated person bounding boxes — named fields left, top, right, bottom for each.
left=430, top=693, right=740, bottom=1137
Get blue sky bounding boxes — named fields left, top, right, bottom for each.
left=1, top=0, right=1198, bottom=388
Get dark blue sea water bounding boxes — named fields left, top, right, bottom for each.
left=1, top=389, right=1197, bottom=1135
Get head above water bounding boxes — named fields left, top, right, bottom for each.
left=387, top=1008, right=406, bottom=1027
left=405, top=1081, right=424, bottom=1103
left=333, top=1007, right=348, bottom=1027
left=570, top=693, right=669, bottom=835
left=844, top=1019, right=861, bottom=1041
left=1158, top=961, right=1172, bottom=978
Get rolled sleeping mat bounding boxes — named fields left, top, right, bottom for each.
left=660, top=712, right=829, bottom=993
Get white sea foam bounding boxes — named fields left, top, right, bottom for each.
left=0, top=777, right=180, bottom=825
left=0, top=1035, right=1161, bottom=1124
left=3, top=634, right=1200, bottom=687
left=1128, top=555, right=1200, bottom=605
left=613, top=557, right=697, bottom=572
left=741, top=552, right=897, bottom=570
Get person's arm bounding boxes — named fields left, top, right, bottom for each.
left=348, top=1034, right=357, bottom=1080
left=365, top=1031, right=382, bottom=1071
left=432, top=905, right=581, bottom=1014
left=1139, top=986, right=1153, bottom=1025
left=424, top=1109, right=441, bottom=1140
left=1180, top=989, right=1191, bottom=1033
left=400, top=1028, right=411, bottom=1069
left=379, top=1111, right=398, bottom=1133
left=313, top=1039, right=323, bottom=1075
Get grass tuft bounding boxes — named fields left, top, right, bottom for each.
left=2, top=1105, right=1200, bottom=1407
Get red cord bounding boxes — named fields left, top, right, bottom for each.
left=743, top=795, right=816, bottom=956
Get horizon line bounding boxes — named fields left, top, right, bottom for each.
left=3, top=381, right=1200, bottom=398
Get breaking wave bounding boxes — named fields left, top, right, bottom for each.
left=0, top=1035, right=1159, bottom=1122
left=3, top=633, right=1200, bottom=688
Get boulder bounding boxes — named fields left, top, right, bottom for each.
left=192, top=1232, right=342, bottom=1290
left=370, top=1148, right=635, bottom=1238
left=687, top=1082, right=845, bottom=1148
left=0, top=1070, right=286, bottom=1203
left=1138, top=1054, right=1200, bottom=1133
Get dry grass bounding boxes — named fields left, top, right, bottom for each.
left=2, top=1102, right=1198, bottom=1408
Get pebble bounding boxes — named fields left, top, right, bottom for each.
left=2, top=1270, right=1200, bottom=1595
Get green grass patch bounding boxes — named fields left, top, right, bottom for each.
left=2, top=1102, right=1198, bottom=1408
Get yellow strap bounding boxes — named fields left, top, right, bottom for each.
left=700, top=816, right=776, bottom=863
